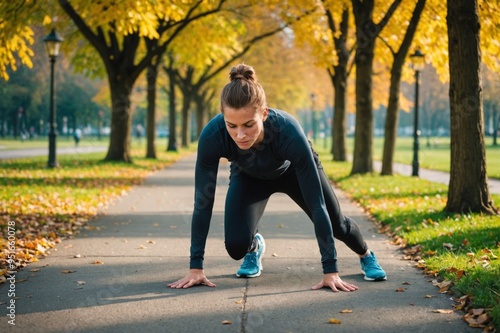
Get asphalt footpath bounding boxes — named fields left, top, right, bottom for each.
left=1, top=154, right=478, bottom=333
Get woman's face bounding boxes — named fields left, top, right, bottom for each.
left=223, top=106, right=268, bottom=150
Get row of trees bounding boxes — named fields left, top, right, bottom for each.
left=0, top=0, right=498, bottom=215
left=0, top=25, right=105, bottom=139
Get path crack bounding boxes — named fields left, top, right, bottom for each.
left=240, top=279, right=249, bottom=333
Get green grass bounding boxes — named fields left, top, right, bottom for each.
left=316, top=147, right=500, bottom=330
left=0, top=136, right=109, bottom=150
left=311, top=136, right=500, bottom=179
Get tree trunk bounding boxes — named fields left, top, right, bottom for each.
left=146, top=63, right=158, bottom=159
left=493, top=104, right=499, bottom=146
left=194, top=92, right=211, bottom=139
left=445, top=0, right=498, bottom=214
left=351, top=0, right=375, bottom=174
left=166, top=65, right=177, bottom=152
left=331, top=70, right=347, bottom=161
left=351, top=0, right=402, bottom=174
left=181, top=95, right=190, bottom=148
left=326, top=7, right=349, bottom=162
left=381, top=0, right=426, bottom=175
left=105, top=78, right=133, bottom=162
left=381, top=66, right=402, bottom=175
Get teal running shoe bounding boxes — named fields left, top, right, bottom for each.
left=236, top=233, right=266, bottom=278
left=360, top=251, right=387, bottom=281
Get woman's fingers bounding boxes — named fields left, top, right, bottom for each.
left=167, top=272, right=216, bottom=289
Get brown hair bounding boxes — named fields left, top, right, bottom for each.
left=220, top=64, right=267, bottom=113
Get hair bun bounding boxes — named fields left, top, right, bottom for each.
left=229, top=64, right=257, bottom=82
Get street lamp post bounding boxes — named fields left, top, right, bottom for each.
left=410, top=49, right=425, bottom=177
left=43, top=28, right=64, bottom=168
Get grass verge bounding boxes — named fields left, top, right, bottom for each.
left=318, top=149, right=500, bottom=331
left=0, top=146, right=194, bottom=282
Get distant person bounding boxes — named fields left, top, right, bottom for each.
left=73, top=128, right=82, bottom=147
left=136, top=124, right=144, bottom=142
left=168, top=64, right=386, bottom=292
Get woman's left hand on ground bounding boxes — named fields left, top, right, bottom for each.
left=311, top=272, right=359, bottom=292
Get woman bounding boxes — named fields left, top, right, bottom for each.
left=168, top=64, right=386, bottom=292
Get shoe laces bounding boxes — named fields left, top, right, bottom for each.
left=241, top=252, right=258, bottom=269
left=361, top=255, right=378, bottom=269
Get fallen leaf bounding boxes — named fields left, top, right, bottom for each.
left=463, top=308, right=491, bottom=328
left=395, top=287, right=405, bottom=292
left=74, top=254, right=82, bottom=258
left=221, top=320, right=232, bottom=325
left=76, top=280, right=86, bottom=285
left=423, top=250, right=437, bottom=256
left=91, top=260, right=104, bottom=265
left=443, top=243, right=454, bottom=250
left=328, top=318, right=341, bottom=324
left=402, top=281, right=411, bottom=285
left=30, top=268, right=40, bottom=272
left=61, top=270, right=76, bottom=274
left=340, top=309, right=353, bottom=313
left=147, top=240, right=156, bottom=244
left=424, top=294, right=434, bottom=298
left=433, top=309, right=453, bottom=314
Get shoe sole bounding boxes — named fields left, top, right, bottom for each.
left=363, top=275, right=387, bottom=281
left=236, top=234, right=266, bottom=278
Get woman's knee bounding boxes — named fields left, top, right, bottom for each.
left=225, top=236, right=253, bottom=260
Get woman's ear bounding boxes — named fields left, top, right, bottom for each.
left=262, top=108, right=269, bottom=121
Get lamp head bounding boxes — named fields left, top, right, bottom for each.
left=43, top=28, right=64, bottom=58
left=410, top=49, right=425, bottom=72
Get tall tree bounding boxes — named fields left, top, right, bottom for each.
left=350, top=0, right=402, bottom=174
left=324, top=4, right=353, bottom=162
left=380, top=0, right=426, bottom=175
left=58, top=0, right=226, bottom=162
left=445, top=0, right=497, bottom=214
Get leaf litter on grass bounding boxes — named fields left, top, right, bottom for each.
left=0, top=152, right=182, bottom=282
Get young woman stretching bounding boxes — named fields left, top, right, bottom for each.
left=168, top=63, right=386, bottom=292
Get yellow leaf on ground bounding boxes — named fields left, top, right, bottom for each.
left=433, top=309, right=453, bottom=314
left=340, top=309, right=353, bottom=313
left=61, top=270, right=76, bottom=274
left=329, top=318, right=341, bottom=324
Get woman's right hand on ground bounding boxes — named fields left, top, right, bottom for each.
left=167, top=269, right=216, bottom=289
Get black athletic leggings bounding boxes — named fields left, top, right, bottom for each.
left=224, top=165, right=368, bottom=260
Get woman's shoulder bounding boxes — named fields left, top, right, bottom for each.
left=267, top=108, right=304, bottom=135
left=200, top=114, right=226, bottom=139
left=198, top=114, right=231, bottom=158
